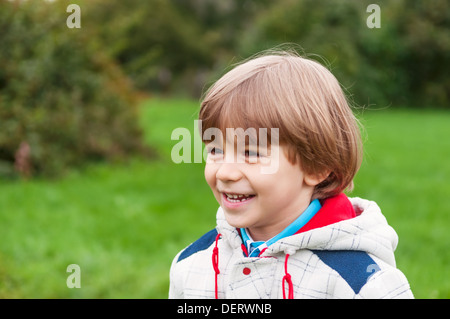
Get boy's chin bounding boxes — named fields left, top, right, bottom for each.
left=222, top=208, right=254, bottom=229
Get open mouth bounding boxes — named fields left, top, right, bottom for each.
left=223, top=193, right=256, bottom=203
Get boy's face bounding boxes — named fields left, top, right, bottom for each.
left=204, top=141, right=319, bottom=241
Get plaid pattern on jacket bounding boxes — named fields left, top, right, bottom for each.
left=169, top=197, right=413, bottom=299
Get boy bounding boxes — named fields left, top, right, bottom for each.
left=169, top=51, right=413, bottom=299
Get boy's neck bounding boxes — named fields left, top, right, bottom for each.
left=244, top=199, right=321, bottom=242
left=247, top=220, right=291, bottom=242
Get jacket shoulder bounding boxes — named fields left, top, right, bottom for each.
left=177, top=228, right=218, bottom=263
left=359, top=267, right=414, bottom=298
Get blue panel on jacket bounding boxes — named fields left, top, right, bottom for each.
left=312, top=250, right=380, bottom=294
left=177, top=229, right=218, bottom=263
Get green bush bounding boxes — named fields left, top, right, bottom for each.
left=0, top=0, right=151, bottom=178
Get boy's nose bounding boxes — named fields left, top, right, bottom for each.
left=215, top=162, right=243, bottom=182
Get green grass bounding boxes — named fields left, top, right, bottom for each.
left=0, top=99, right=449, bottom=298
left=0, top=98, right=217, bottom=298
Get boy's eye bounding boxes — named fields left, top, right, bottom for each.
left=208, top=147, right=223, bottom=155
left=244, top=150, right=260, bottom=157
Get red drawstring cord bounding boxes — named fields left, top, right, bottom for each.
left=282, top=254, right=294, bottom=299
left=212, top=233, right=221, bottom=299
left=214, top=233, right=294, bottom=299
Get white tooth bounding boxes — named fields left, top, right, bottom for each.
left=233, top=194, right=238, bottom=199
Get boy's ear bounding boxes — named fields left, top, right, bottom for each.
left=304, top=170, right=331, bottom=187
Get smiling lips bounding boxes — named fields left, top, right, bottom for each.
left=222, top=193, right=256, bottom=207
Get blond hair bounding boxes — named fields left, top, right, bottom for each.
left=199, top=51, right=362, bottom=199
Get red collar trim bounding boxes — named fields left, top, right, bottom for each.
left=296, top=193, right=356, bottom=234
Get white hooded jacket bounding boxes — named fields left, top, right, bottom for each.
left=169, top=197, right=413, bottom=299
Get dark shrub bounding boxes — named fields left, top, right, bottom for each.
left=0, top=0, right=152, bottom=178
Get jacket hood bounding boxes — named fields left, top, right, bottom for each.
left=216, top=197, right=399, bottom=267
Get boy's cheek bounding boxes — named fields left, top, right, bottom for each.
left=204, top=164, right=214, bottom=185
left=204, top=164, right=219, bottom=196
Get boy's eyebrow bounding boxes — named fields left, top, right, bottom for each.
left=204, top=129, right=273, bottom=148
left=205, top=140, right=270, bottom=149
left=226, top=129, right=259, bottom=146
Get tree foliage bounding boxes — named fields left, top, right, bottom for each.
left=238, top=0, right=450, bottom=108
left=0, top=0, right=151, bottom=178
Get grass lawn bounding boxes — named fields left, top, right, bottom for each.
left=0, top=98, right=449, bottom=298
